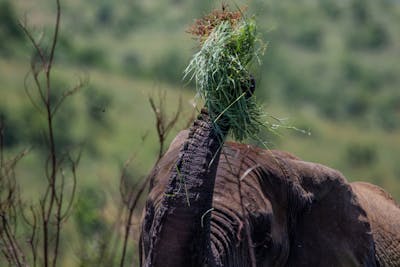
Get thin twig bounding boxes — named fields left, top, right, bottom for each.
left=28, top=206, right=38, bottom=267
left=60, top=157, right=78, bottom=221
left=18, top=22, right=46, bottom=67
left=1, top=216, right=23, bottom=267
left=119, top=174, right=150, bottom=267
left=24, top=71, right=44, bottom=115
left=51, top=78, right=86, bottom=117
left=0, top=116, right=4, bottom=169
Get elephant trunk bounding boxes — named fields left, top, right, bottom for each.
left=146, top=109, right=228, bottom=267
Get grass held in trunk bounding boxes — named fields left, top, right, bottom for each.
left=184, top=7, right=270, bottom=141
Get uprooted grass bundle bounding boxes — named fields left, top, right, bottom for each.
left=184, top=7, right=270, bottom=141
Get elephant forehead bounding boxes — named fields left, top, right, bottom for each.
left=213, top=161, right=273, bottom=215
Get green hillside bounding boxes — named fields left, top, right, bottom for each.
left=1, top=0, right=399, bottom=266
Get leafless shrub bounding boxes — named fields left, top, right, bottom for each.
left=2, top=0, right=194, bottom=266
left=149, top=91, right=182, bottom=161
left=0, top=117, right=29, bottom=267
left=0, top=1, right=84, bottom=266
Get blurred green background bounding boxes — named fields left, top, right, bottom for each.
left=1, top=0, right=400, bottom=266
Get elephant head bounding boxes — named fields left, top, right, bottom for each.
left=138, top=72, right=381, bottom=267
left=139, top=113, right=380, bottom=266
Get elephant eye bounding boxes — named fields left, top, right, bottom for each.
left=249, top=212, right=273, bottom=249
left=248, top=211, right=275, bottom=263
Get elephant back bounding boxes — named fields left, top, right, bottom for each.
left=352, top=182, right=400, bottom=266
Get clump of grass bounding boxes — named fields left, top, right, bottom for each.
left=184, top=6, right=269, bottom=141
left=187, top=6, right=243, bottom=42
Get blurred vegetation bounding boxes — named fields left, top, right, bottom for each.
left=1, top=0, right=400, bottom=266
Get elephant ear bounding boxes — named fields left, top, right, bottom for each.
left=286, top=160, right=377, bottom=266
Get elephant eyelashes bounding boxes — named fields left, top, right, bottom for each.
left=249, top=212, right=273, bottom=257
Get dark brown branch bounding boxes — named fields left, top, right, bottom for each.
left=41, top=2, right=61, bottom=265
left=46, top=0, right=61, bottom=78
left=60, top=157, right=78, bottom=221
left=24, top=72, right=45, bottom=116
left=0, top=231, right=17, bottom=266
left=52, top=171, right=64, bottom=267
left=149, top=93, right=182, bottom=160
left=119, top=175, right=149, bottom=267
left=31, top=64, right=47, bottom=105
left=117, top=156, right=137, bottom=267
left=1, top=215, right=24, bottom=267
left=0, top=119, right=29, bottom=266
left=28, top=206, right=39, bottom=267
left=0, top=117, right=4, bottom=168
left=119, top=156, right=136, bottom=205
left=20, top=1, right=79, bottom=264
left=0, top=246, right=13, bottom=266
left=18, top=22, right=46, bottom=67
left=51, top=77, right=87, bottom=117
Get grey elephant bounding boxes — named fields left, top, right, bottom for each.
left=139, top=108, right=400, bottom=266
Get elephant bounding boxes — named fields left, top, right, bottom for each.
left=139, top=108, right=400, bottom=267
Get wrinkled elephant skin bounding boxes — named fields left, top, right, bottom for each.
left=140, top=128, right=400, bottom=267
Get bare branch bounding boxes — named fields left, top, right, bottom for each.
left=119, top=175, right=148, bottom=267
left=18, top=4, right=77, bottom=263
left=119, top=156, right=137, bottom=205
left=51, top=76, right=88, bottom=117
left=1, top=215, right=25, bottom=267
left=46, top=0, right=61, bottom=77
left=60, top=156, right=78, bottom=221
left=24, top=72, right=44, bottom=116
left=52, top=176, right=63, bottom=267
left=27, top=206, right=39, bottom=267
left=149, top=92, right=182, bottom=160
left=0, top=144, right=28, bottom=267
left=165, top=97, right=182, bottom=133
left=0, top=117, right=4, bottom=168
left=18, top=22, right=46, bottom=67
left=4, top=149, right=30, bottom=176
